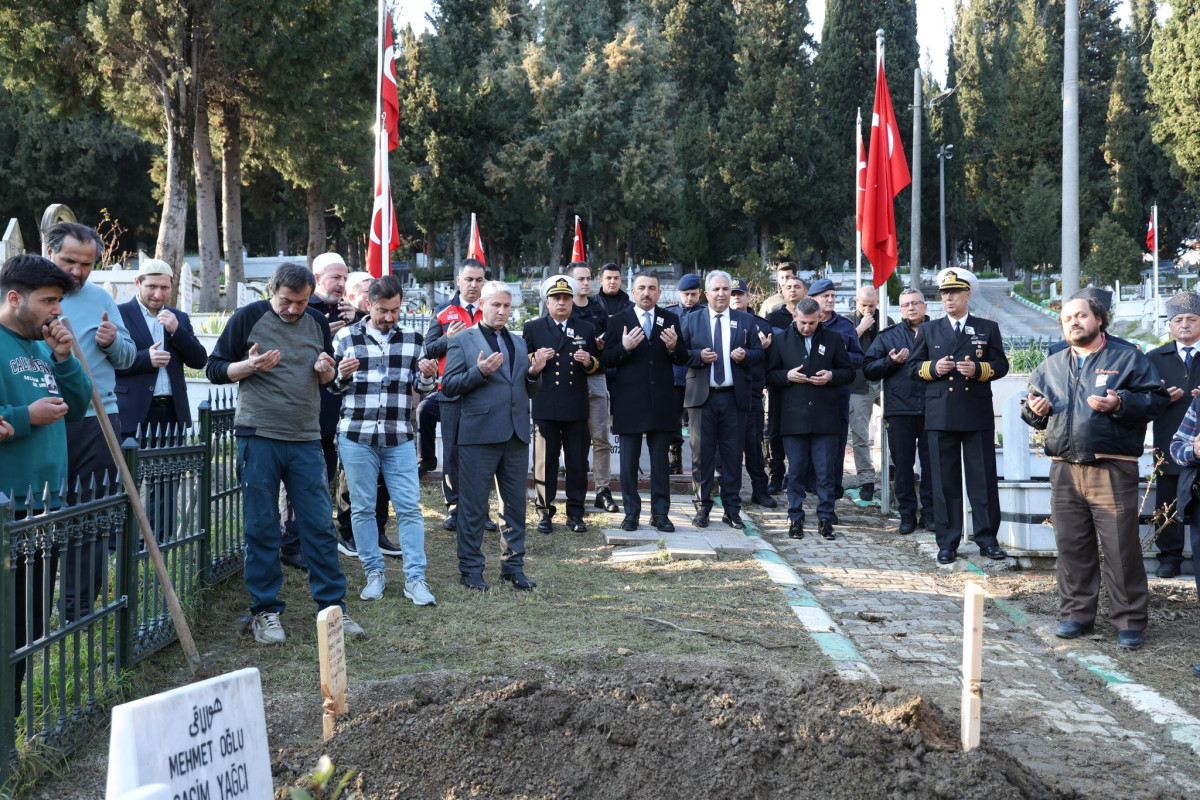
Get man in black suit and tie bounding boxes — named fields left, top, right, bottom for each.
left=442, top=281, right=553, bottom=591
left=768, top=298, right=855, bottom=539
left=115, top=259, right=209, bottom=438
left=601, top=272, right=688, bottom=532
left=681, top=270, right=763, bottom=529
left=1147, top=291, right=1200, bottom=577
left=524, top=275, right=600, bottom=533
left=908, top=270, right=1010, bottom=564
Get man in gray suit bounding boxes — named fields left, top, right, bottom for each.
left=442, top=281, right=554, bottom=591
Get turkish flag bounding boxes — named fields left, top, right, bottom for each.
left=861, top=57, right=911, bottom=288
left=367, top=157, right=399, bottom=277
left=467, top=213, right=486, bottom=266
left=381, top=16, right=400, bottom=152
left=571, top=216, right=585, bottom=263
left=856, top=110, right=866, bottom=234
left=1146, top=213, right=1156, bottom=252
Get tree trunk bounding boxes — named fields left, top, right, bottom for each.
left=1000, top=246, right=1016, bottom=280
left=759, top=221, right=770, bottom=266
left=453, top=214, right=464, bottom=270
left=220, top=101, right=245, bottom=312
left=155, top=111, right=190, bottom=293
left=549, top=202, right=568, bottom=270
left=193, top=100, right=221, bottom=312
left=306, top=184, right=326, bottom=267
left=274, top=218, right=288, bottom=256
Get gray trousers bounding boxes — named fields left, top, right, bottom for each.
left=848, top=383, right=880, bottom=483
left=1050, top=460, right=1148, bottom=632
left=457, top=434, right=528, bottom=576
left=587, top=373, right=613, bottom=488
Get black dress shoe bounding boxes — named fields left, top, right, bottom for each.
left=621, top=515, right=638, bottom=531
left=1117, top=630, right=1144, bottom=650
left=1192, top=664, right=1200, bottom=678
left=936, top=549, right=957, bottom=565
left=597, top=488, right=620, bottom=512
left=788, top=520, right=804, bottom=539
left=650, top=515, right=675, bottom=532
left=280, top=549, right=308, bottom=572
left=1055, top=620, right=1094, bottom=639
left=722, top=512, right=745, bottom=529
left=418, top=458, right=437, bottom=475
left=484, top=518, right=498, bottom=532
left=859, top=482, right=875, bottom=501
left=980, top=544, right=1008, bottom=560
left=1156, top=562, right=1181, bottom=578
left=897, top=516, right=917, bottom=535
left=692, top=508, right=711, bottom=528
left=442, top=515, right=457, bottom=531
left=818, top=519, right=835, bottom=540
left=920, top=514, right=935, bottom=532
left=500, top=571, right=537, bottom=590
left=766, top=481, right=782, bottom=495
left=751, top=494, right=778, bottom=508
left=568, top=516, right=586, bottom=533
left=459, top=573, right=489, bottom=592
left=537, top=515, right=553, bottom=533
left=829, top=511, right=839, bottom=525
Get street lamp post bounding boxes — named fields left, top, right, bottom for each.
left=938, top=144, right=954, bottom=272
left=909, top=86, right=957, bottom=290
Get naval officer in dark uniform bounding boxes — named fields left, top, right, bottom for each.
left=524, top=275, right=601, bottom=533
left=908, top=270, right=1010, bottom=564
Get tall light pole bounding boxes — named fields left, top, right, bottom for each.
left=938, top=144, right=954, bottom=272
left=909, top=85, right=957, bottom=291
left=1061, top=0, right=1080, bottom=297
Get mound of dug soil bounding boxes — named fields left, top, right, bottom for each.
left=273, top=662, right=1073, bottom=799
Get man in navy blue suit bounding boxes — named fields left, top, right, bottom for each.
left=115, top=259, right=209, bottom=438
left=680, top=270, right=762, bottom=529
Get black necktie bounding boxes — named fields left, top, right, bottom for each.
left=1185, top=346, right=1194, bottom=371
left=713, top=314, right=726, bottom=385
left=954, top=320, right=962, bottom=335
left=465, top=304, right=474, bottom=320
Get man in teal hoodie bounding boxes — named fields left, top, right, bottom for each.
left=0, top=253, right=92, bottom=710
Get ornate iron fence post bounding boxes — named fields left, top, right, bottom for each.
left=1, top=495, right=14, bottom=787
left=198, top=399, right=213, bottom=595
left=117, top=440, right=139, bottom=675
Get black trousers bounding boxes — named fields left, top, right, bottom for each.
left=1155, top=471, right=1184, bottom=567
left=690, top=390, right=744, bottom=514
left=670, top=386, right=686, bottom=446
left=533, top=417, right=589, bottom=519
left=441, top=399, right=461, bottom=513
left=765, top=386, right=786, bottom=485
left=927, top=428, right=1001, bottom=552
left=834, top=389, right=850, bottom=498
left=63, top=413, right=121, bottom=622
left=743, top=392, right=768, bottom=496
left=417, top=392, right=441, bottom=465
left=619, top=429, right=672, bottom=519
left=885, top=415, right=934, bottom=519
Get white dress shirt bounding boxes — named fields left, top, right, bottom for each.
left=138, top=299, right=172, bottom=397
left=707, top=307, right=734, bottom=388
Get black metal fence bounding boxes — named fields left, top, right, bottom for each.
left=0, top=393, right=242, bottom=789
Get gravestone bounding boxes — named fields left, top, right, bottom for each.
left=105, top=667, right=271, bottom=800
left=317, top=605, right=348, bottom=741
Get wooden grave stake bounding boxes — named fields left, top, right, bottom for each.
left=961, top=582, right=984, bottom=751
left=317, top=605, right=348, bottom=741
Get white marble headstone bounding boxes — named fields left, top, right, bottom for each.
left=105, top=667, right=272, bottom=800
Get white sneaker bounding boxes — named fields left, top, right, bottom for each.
left=341, top=614, right=365, bottom=638
left=251, top=611, right=285, bottom=645
left=404, top=578, right=437, bottom=606
left=360, top=570, right=386, bottom=601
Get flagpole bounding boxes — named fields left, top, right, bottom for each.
left=1153, top=203, right=1160, bottom=332
left=856, top=107, right=863, bottom=291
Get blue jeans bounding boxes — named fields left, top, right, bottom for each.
left=339, top=435, right=426, bottom=581
left=783, top=433, right=838, bottom=523
left=237, top=435, right=346, bottom=616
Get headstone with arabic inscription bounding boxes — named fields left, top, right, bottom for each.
left=104, top=667, right=271, bottom=800
left=317, top=605, right=348, bottom=741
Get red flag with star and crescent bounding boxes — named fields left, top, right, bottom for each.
left=860, top=56, right=911, bottom=288
left=571, top=216, right=585, bottom=263
left=1146, top=213, right=1156, bottom=252
left=367, top=9, right=400, bottom=277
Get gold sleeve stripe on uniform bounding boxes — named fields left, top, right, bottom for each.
left=919, top=362, right=933, bottom=381
left=978, top=363, right=993, bottom=382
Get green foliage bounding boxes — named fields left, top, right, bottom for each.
left=1083, top=213, right=1143, bottom=288
left=1013, top=162, right=1060, bottom=273
left=288, top=755, right=361, bottom=800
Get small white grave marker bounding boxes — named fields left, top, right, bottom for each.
left=104, top=667, right=271, bottom=800
left=317, top=605, right=348, bottom=741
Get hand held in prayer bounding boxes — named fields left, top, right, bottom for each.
left=934, top=355, right=955, bottom=376
left=148, top=341, right=171, bottom=368
left=477, top=350, right=503, bottom=377
left=339, top=357, right=360, bottom=378
left=700, top=348, right=718, bottom=364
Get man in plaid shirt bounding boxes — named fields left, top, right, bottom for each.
left=330, top=275, right=439, bottom=606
